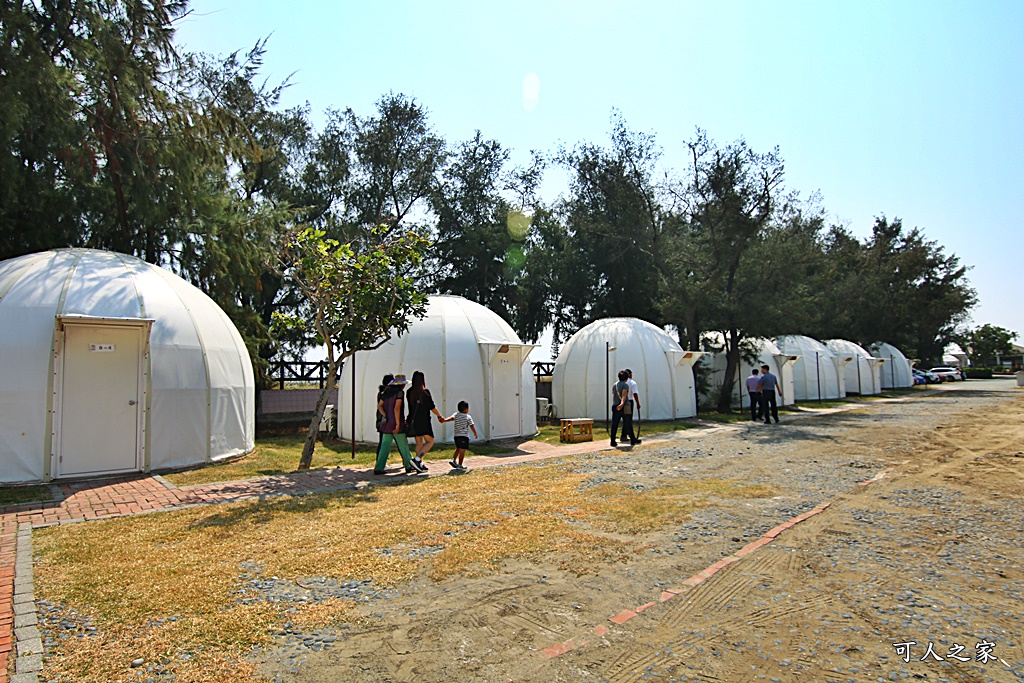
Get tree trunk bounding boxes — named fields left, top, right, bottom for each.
left=716, top=329, right=742, bottom=413
left=298, top=360, right=339, bottom=470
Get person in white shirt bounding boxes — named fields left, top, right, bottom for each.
left=744, top=368, right=762, bottom=421
left=441, top=400, right=477, bottom=470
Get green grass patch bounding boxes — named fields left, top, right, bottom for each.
left=163, top=435, right=510, bottom=487
left=696, top=411, right=752, bottom=424
left=0, top=484, right=53, bottom=506
left=534, top=419, right=699, bottom=444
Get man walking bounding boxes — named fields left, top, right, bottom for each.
left=610, top=370, right=631, bottom=447
left=625, top=368, right=642, bottom=445
left=758, top=364, right=782, bottom=424
left=745, top=368, right=762, bottom=421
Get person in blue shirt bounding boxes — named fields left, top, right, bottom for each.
left=757, top=364, right=783, bottom=424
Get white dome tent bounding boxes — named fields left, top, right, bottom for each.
left=868, top=342, right=915, bottom=389
left=0, top=249, right=255, bottom=484
left=775, top=335, right=850, bottom=401
left=943, top=342, right=969, bottom=366
left=337, top=296, right=536, bottom=443
left=552, top=318, right=702, bottom=421
left=702, top=334, right=797, bottom=410
left=825, top=339, right=885, bottom=395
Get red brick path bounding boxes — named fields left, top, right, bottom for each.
left=0, top=515, right=18, bottom=682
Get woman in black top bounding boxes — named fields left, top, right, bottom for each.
left=406, top=370, right=444, bottom=470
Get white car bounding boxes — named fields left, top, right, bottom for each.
left=929, top=366, right=962, bottom=382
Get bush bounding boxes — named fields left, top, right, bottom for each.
left=965, top=368, right=994, bottom=379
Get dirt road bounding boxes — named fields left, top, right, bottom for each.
left=263, top=379, right=1023, bottom=683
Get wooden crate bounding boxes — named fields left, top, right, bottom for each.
left=559, top=418, right=594, bottom=443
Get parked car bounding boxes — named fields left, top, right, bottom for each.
left=929, top=366, right=962, bottom=382
left=913, top=368, right=941, bottom=384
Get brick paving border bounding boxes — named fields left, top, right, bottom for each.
left=0, top=389, right=938, bottom=683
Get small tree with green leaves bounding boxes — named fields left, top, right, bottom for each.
left=274, top=225, right=429, bottom=469
left=960, top=324, right=1019, bottom=366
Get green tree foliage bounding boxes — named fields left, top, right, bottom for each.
left=427, top=133, right=549, bottom=337
left=958, top=323, right=1018, bottom=365
left=535, top=114, right=666, bottom=345
left=274, top=226, right=429, bottom=469
left=1, top=1, right=982, bottom=422
left=660, top=130, right=785, bottom=353
left=338, top=92, right=446, bottom=232
left=817, top=217, right=976, bottom=360
left=180, top=44, right=313, bottom=383
left=0, top=2, right=302, bottom=388
left=0, top=0, right=88, bottom=257
left=428, top=132, right=517, bottom=318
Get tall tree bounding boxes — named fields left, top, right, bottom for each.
left=340, top=92, right=447, bottom=233
left=704, top=194, right=826, bottom=411
left=0, top=0, right=90, bottom=258
left=958, top=323, right=1018, bottom=365
left=274, top=225, right=429, bottom=469
left=427, top=133, right=548, bottom=335
left=542, top=113, right=666, bottom=345
left=428, top=131, right=517, bottom=320
left=818, top=217, right=976, bottom=360
left=659, top=130, right=785, bottom=353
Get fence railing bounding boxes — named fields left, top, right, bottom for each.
left=268, top=359, right=556, bottom=390
left=267, top=360, right=339, bottom=390
left=532, top=361, right=554, bottom=379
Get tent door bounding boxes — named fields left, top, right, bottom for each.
left=488, top=351, right=521, bottom=438
left=55, top=323, right=146, bottom=478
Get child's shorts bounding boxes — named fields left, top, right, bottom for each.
left=454, top=436, right=470, bottom=449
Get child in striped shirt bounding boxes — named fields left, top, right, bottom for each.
left=442, top=400, right=477, bottom=470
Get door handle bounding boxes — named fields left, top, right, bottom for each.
left=128, top=400, right=137, bottom=406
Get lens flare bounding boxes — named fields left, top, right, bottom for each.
left=522, top=72, right=540, bottom=112
left=507, top=210, right=531, bottom=241
left=504, top=244, right=526, bottom=274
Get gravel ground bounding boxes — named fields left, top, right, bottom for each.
left=242, top=379, right=1023, bottom=683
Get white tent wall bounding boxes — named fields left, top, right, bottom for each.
left=702, top=336, right=797, bottom=410
left=775, top=335, right=845, bottom=401
left=0, top=249, right=255, bottom=483
left=150, top=266, right=256, bottom=464
left=825, top=340, right=885, bottom=395
left=552, top=318, right=702, bottom=421
left=336, top=296, right=537, bottom=443
left=0, top=251, right=72, bottom=482
left=869, top=342, right=914, bottom=389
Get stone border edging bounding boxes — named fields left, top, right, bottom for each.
left=11, top=524, right=38, bottom=683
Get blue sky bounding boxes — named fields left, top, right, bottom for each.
left=176, top=0, right=1024, bottom=348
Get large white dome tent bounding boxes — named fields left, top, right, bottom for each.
left=701, top=334, right=797, bottom=410
left=0, top=249, right=255, bottom=484
left=552, top=318, right=703, bottom=421
left=943, top=342, right=969, bottom=366
left=337, top=296, right=536, bottom=443
left=775, top=335, right=850, bottom=401
left=825, top=339, right=885, bottom=395
left=868, top=342, right=915, bottom=389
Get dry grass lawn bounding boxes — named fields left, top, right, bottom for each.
left=163, top=434, right=510, bottom=487
left=34, top=455, right=775, bottom=683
